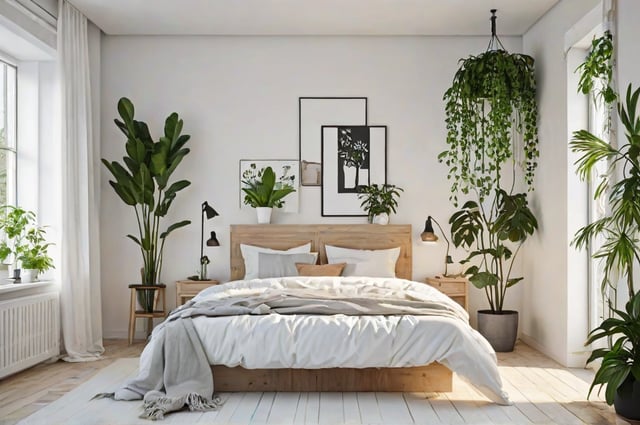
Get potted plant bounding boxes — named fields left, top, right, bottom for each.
left=102, top=98, right=191, bottom=312
left=241, top=165, right=296, bottom=224
left=571, top=85, right=640, bottom=418
left=585, top=292, right=640, bottom=420
left=18, top=226, right=54, bottom=282
left=440, top=23, right=540, bottom=351
left=0, top=205, right=54, bottom=282
left=357, top=184, right=404, bottom=224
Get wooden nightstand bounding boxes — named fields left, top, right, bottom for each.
left=176, top=279, right=220, bottom=306
left=425, top=276, right=468, bottom=311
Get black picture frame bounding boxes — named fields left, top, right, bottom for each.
left=321, top=125, right=387, bottom=217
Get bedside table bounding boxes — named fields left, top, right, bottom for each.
left=176, top=279, right=220, bottom=306
left=425, top=276, right=468, bottom=311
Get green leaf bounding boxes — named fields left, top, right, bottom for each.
left=469, top=272, right=499, bottom=289
left=160, top=220, right=191, bottom=239
left=506, top=277, right=523, bottom=288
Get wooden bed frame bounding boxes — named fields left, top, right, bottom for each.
left=211, top=224, right=453, bottom=392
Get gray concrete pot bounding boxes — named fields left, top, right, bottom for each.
left=477, top=310, right=519, bottom=352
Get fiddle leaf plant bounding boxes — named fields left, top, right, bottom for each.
left=102, top=97, right=192, bottom=286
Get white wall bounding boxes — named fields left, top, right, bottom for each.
left=521, top=0, right=601, bottom=367
left=100, top=35, right=522, bottom=337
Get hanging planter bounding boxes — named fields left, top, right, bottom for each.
left=439, top=10, right=539, bottom=206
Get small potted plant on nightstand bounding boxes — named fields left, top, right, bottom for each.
left=357, top=184, right=404, bottom=224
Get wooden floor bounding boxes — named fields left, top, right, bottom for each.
left=0, top=340, right=635, bottom=425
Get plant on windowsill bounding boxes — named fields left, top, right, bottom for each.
left=440, top=10, right=540, bottom=352
left=102, top=98, right=192, bottom=312
left=357, top=184, right=404, bottom=224
left=0, top=205, right=54, bottom=283
left=241, top=165, right=296, bottom=224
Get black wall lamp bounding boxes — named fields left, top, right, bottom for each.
left=421, top=216, right=453, bottom=277
left=199, top=201, right=219, bottom=280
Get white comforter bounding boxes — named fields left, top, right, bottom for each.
left=163, top=276, right=510, bottom=404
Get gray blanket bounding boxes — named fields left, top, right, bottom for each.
left=98, top=285, right=464, bottom=420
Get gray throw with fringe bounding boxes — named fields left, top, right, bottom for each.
left=94, top=317, right=222, bottom=420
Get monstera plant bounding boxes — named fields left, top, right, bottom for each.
left=102, top=98, right=191, bottom=310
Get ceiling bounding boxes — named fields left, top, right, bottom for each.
left=68, top=0, right=560, bottom=36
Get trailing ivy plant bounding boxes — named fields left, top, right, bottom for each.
left=440, top=49, right=539, bottom=205
left=576, top=31, right=616, bottom=118
left=440, top=47, right=540, bottom=314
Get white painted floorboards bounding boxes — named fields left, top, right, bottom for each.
left=16, top=346, right=633, bottom=425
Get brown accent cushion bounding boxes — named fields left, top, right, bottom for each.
left=295, top=262, right=346, bottom=277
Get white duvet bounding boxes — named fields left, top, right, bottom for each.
left=172, top=276, right=511, bottom=404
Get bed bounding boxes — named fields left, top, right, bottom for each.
left=216, top=223, right=449, bottom=392
left=108, top=224, right=509, bottom=420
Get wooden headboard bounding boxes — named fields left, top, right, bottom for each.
left=230, top=224, right=412, bottom=281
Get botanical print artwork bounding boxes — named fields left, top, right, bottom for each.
left=321, top=126, right=387, bottom=217
left=239, top=160, right=299, bottom=213
left=337, top=126, right=370, bottom=193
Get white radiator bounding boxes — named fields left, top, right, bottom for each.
left=0, top=292, right=60, bottom=379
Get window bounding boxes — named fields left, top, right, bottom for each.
left=0, top=59, right=17, bottom=207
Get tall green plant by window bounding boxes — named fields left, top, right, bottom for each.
left=441, top=46, right=540, bottom=314
left=102, top=98, right=192, bottom=285
left=571, top=85, right=639, bottom=301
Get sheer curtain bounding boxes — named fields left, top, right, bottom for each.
left=58, top=0, right=104, bottom=361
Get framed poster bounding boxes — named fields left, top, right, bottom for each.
left=299, top=97, right=367, bottom=186
left=239, top=160, right=299, bottom=213
left=321, top=126, right=387, bottom=217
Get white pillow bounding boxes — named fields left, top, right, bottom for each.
left=240, top=243, right=312, bottom=279
left=325, top=245, right=400, bottom=278
left=257, top=252, right=317, bottom=278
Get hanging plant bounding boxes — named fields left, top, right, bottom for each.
left=576, top=30, right=616, bottom=111
left=439, top=47, right=539, bottom=205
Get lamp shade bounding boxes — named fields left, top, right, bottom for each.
left=206, top=231, right=220, bottom=247
left=203, top=201, right=219, bottom=219
left=420, top=217, right=439, bottom=242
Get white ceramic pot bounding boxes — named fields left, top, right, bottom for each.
left=20, top=269, right=38, bottom=283
left=256, top=207, right=273, bottom=224
left=372, top=213, right=390, bottom=225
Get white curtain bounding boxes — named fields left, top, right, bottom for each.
left=58, top=0, right=104, bottom=361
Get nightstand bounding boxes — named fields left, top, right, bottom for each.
left=425, top=276, right=468, bottom=311
left=176, top=279, right=220, bottom=306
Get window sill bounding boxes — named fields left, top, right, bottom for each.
left=0, top=280, right=58, bottom=301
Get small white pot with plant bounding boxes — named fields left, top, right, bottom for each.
left=241, top=166, right=296, bottom=224
left=0, top=206, right=54, bottom=283
left=357, top=184, right=404, bottom=224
